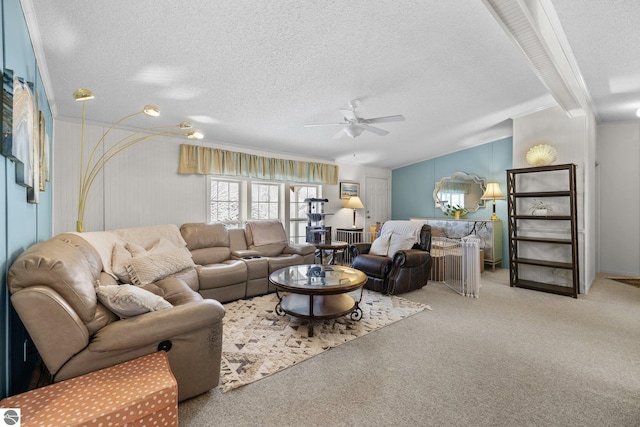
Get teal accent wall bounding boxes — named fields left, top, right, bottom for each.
left=392, top=137, right=512, bottom=266
left=1, top=0, right=53, bottom=398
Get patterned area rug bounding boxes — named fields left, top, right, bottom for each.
left=219, top=289, right=428, bottom=392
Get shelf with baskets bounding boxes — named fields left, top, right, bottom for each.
left=506, top=164, right=579, bottom=298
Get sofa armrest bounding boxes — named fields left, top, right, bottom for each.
left=231, top=249, right=261, bottom=259
left=283, top=243, right=315, bottom=256
left=11, top=286, right=90, bottom=375
left=89, top=300, right=225, bottom=352
left=351, top=253, right=392, bottom=278
left=391, top=249, right=431, bottom=269
left=350, top=243, right=371, bottom=258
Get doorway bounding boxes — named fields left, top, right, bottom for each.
left=364, top=177, right=389, bottom=241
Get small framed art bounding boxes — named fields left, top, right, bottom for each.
left=339, top=182, right=359, bottom=199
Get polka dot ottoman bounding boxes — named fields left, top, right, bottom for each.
left=0, top=351, right=177, bottom=426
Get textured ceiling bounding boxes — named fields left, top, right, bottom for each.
left=552, top=0, right=640, bottom=123
left=21, top=1, right=640, bottom=169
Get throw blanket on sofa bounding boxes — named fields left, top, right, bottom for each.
left=381, top=221, right=424, bottom=243
left=246, top=221, right=287, bottom=246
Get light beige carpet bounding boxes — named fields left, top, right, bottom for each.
left=607, top=276, right=640, bottom=288
left=219, top=289, right=428, bottom=392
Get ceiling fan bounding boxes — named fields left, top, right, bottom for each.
left=304, top=101, right=405, bottom=138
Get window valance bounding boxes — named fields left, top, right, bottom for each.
left=178, top=144, right=339, bottom=184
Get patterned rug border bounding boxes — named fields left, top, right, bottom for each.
left=219, top=289, right=429, bottom=392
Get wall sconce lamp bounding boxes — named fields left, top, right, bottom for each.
left=345, top=196, right=364, bottom=228
left=481, top=182, right=506, bottom=221
left=73, top=88, right=204, bottom=232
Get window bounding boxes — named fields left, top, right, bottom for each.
left=289, top=185, right=319, bottom=244
left=440, top=193, right=465, bottom=208
left=251, top=182, right=280, bottom=220
left=209, top=178, right=320, bottom=242
left=209, top=179, right=241, bottom=227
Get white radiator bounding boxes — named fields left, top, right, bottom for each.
left=431, top=236, right=481, bottom=298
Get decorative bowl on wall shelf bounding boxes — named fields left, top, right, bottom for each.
left=526, top=144, right=557, bottom=166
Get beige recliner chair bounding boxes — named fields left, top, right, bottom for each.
left=240, top=219, right=316, bottom=274
left=7, top=232, right=225, bottom=402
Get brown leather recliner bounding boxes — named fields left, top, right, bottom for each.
left=350, top=222, right=433, bottom=295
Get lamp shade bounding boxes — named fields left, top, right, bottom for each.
left=481, top=182, right=505, bottom=200
left=345, top=196, right=364, bottom=209
left=73, top=88, right=94, bottom=101
left=143, top=105, right=160, bottom=117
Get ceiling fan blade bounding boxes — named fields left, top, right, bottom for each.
left=332, top=128, right=346, bottom=139
left=365, top=115, right=406, bottom=124
left=304, top=122, right=346, bottom=127
left=361, top=124, right=389, bottom=136
left=339, top=109, right=358, bottom=121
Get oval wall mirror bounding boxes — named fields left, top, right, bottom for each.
left=433, top=172, right=487, bottom=212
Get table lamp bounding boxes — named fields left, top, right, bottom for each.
left=345, top=196, right=364, bottom=228
left=481, top=182, right=505, bottom=221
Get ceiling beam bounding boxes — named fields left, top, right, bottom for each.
left=483, top=0, right=596, bottom=120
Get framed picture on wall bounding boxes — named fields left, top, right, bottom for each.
left=339, top=182, right=359, bottom=199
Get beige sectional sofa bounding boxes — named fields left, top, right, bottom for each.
left=7, top=220, right=315, bottom=401
left=179, top=220, right=315, bottom=302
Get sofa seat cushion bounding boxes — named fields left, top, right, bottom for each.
left=251, top=242, right=288, bottom=257
left=197, top=260, right=247, bottom=290
left=284, top=243, right=316, bottom=256
left=351, top=254, right=392, bottom=279
left=264, top=254, right=303, bottom=273
left=169, top=267, right=199, bottom=292
left=155, top=277, right=203, bottom=305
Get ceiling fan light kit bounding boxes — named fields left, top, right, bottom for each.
left=305, top=100, right=405, bottom=138
left=343, top=125, right=365, bottom=138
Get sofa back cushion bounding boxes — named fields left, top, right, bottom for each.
left=245, top=220, right=287, bottom=246
left=8, top=233, right=102, bottom=323
left=180, top=223, right=231, bottom=265
left=244, top=220, right=288, bottom=256
left=228, top=228, right=248, bottom=252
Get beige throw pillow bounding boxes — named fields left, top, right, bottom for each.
left=112, top=237, right=195, bottom=286
left=111, top=241, right=133, bottom=283
left=388, top=233, right=416, bottom=258
left=369, top=232, right=392, bottom=256
left=126, top=248, right=195, bottom=286
left=95, top=282, right=172, bottom=319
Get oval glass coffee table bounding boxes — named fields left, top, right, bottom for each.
left=269, top=264, right=367, bottom=337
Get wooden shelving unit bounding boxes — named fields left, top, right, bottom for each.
left=506, top=164, right=579, bottom=298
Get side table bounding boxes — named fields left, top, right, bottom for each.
left=313, top=240, right=349, bottom=265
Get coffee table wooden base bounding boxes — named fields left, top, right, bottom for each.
left=276, top=293, right=362, bottom=337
